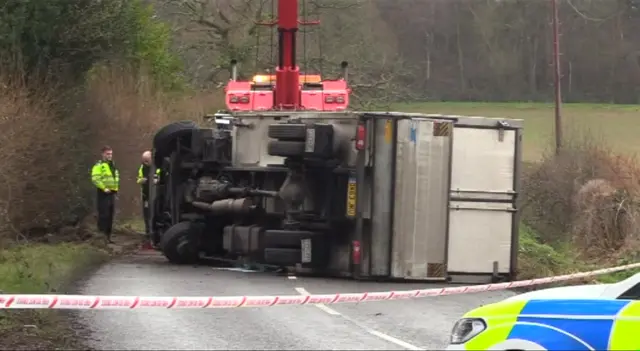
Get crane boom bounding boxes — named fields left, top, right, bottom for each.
left=275, top=0, right=300, bottom=109
left=224, top=0, right=350, bottom=112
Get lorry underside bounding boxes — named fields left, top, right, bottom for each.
left=150, top=116, right=357, bottom=271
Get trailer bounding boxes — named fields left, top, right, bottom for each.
left=146, top=0, right=523, bottom=284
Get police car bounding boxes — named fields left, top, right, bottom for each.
left=446, top=273, right=640, bottom=350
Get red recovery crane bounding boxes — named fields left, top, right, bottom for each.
left=224, top=0, right=350, bottom=112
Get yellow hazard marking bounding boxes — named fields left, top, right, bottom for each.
left=609, top=301, right=640, bottom=350
left=384, top=120, right=393, bottom=144
left=346, top=178, right=357, bottom=217
left=463, top=300, right=527, bottom=350
left=432, top=121, right=452, bottom=137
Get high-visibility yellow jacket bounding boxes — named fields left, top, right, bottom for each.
left=91, top=160, right=119, bottom=192
left=137, top=164, right=160, bottom=199
left=136, top=164, right=161, bottom=185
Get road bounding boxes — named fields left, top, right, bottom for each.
left=76, top=252, right=516, bottom=350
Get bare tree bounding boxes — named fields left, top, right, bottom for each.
left=160, top=0, right=274, bottom=85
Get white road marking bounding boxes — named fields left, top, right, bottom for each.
left=288, top=275, right=297, bottom=280
left=314, top=303, right=341, bottom=315
left=295, top=287, right=340, bottom=315
left=294, top=286, right=311, bottom=295
left=294, top=287, right=424, bottom=350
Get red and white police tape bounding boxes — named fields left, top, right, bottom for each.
left=1, top=262, right=639, bottom=310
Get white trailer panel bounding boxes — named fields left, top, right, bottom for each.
left=450, top=127, right=517, bottom=200
left=447, top=201, right=515, bottom=274
left=391, top=118, right=451, bottom=280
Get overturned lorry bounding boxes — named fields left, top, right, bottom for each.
left=148, top=111, right=523, bottom=283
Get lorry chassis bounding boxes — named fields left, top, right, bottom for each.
left=149, top=119, right=355, bottom=271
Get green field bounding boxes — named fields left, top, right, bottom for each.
left=393, top=102, right=640, bottom=161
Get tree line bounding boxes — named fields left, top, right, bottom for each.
left=159, top=0, right=640, bottom=104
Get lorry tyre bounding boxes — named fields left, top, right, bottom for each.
left=268, top=123, right=307, bottom=140
left=263, top=229, right=317, bottom=248
left=267, top=140, right=305, bottom=157
left=263, top=248, right=301, bottom=266
left=153, top=121, right=197, bottom=166
left=160, top=221, right=200, bottom=264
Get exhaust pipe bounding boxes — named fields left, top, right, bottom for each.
left=230, top=59, right=238, bottom=81
left=192, top=198, right=254, bottom=214
left=340, top=61, right=349, bottom=82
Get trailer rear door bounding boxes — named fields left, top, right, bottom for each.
left=446, top=119, right=521, bottom=279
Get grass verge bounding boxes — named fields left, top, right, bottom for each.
left=0, top=243, right=109, bottom=349
left=518, top=225, right=640, bottom=284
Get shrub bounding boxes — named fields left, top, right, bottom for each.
left=0, top=74, right=89, bottom=245
left=518, top=224, right=576, bottom=279
left=522, top=133, right=640, bottom=261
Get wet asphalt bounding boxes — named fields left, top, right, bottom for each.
left=76, top=252, right=516, bottom=350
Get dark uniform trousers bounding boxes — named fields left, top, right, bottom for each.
left=138, top=163, right=155, bottom=236
left=97, top=190, right=115, bottom=237
left=142, top=195, right=150, bottom=235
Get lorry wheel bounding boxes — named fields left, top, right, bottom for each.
left=160, top=221, right=199, bottom=264
left=268, top=123, right=307, bottom=140
left=267, top=140, right=305, bottom=157
left=153, top=121, right=197, bottom=167
left=263, top=248, right=301, bottom=266
left=263, top=229, right=317, bottom=248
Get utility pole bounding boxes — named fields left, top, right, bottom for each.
left=551, top=0, right=563, bottom=154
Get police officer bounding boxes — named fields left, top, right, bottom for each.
left=137, top=151, right=158, bottom=236
left=91, top=146, right=119, bottom=243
